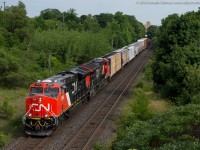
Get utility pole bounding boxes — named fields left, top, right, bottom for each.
left=48, top=51, right=55, bottom=76
left=2, top=1, right=5, bottom=11
left=48, top=51, right=51, bottom=76
left=63, top=12, right=65, bottom=23
left=62, top=12, right=65, bottom=31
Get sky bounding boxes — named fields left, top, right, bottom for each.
left=3, top=0, right=200, bottom=25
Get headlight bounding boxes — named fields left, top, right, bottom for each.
left=28, top=113, right=32, bottom=117
left=39, top=97, right=42, bottom=102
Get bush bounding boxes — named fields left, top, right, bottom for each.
left=0, top=132, right=8, bottom=148
left=112, top=104, right=200, bottom=150
left=8, top=116, right=24, bottom=136
left=0, top=100, right=14, bottom=119
left=143, top=61, right=153, bottom=80
left=93, top=142, right=105, bottom=150
left=130, top=91, right=152, bottom=121
left=135, top=81, right=143, bottom=88
left=191, top=92, right=200, bottom=104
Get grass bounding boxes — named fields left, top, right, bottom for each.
left=0, top=88, right=27, bottom=147
left=148, top=100, right=171, bottom=114
left=0, top=88, right=27, bottom=116
left=117, top=77, right=172, bottom=126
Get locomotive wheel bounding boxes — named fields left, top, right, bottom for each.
left=58, top=115, right=65, bottom=125
left=65, top=111, right=70, bottom=119
left=87, top=93, right=90, bottom=101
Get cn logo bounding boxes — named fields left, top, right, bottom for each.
left=30, top=103, right=50, bottom=112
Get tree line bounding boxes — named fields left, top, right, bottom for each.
left=111, top=9, right=200, bottom=150
left=0, top=1, right=145, bottom=88
left=152, top=9, right=200, bottom=105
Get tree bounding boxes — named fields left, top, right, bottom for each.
left=40, top=8, right=62, bottom=20
left=63, top=8, right=82, bottom=30
left=80, top=14, right=101, bottom=32
left=95, top=13, right=114, bottom=28
left=112, top=105, right=200, bottom=150
left=147, top=25, right=159, bottom=39
left=152, top=10, right=200, bottom=104
left=0, top=1, right=32, bottom=47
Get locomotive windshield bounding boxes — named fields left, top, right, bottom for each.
left=28, top=87, right=43, bottom=97
left=44, top=87, right=59, bottom=98
left=28, top=87, right=59, bottom=98
left=30, top=87, right=43, bottom=93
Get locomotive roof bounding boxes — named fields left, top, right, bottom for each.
left=82, top=60, right=100, bottom=71
left=68, top=67, right=90, bottom=76
left=93, top=57, right=104, bottom=63
left=41, top=73, right=75, bottom=85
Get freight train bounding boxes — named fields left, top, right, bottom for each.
left=22, top=38, right=149, bottom=136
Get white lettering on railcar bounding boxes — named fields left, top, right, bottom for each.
left=30, top=103, right=50, bottom=112
left=61, top=95, right=64, bottom=101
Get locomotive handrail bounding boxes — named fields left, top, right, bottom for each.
left=22, top=103, right=58, bottom=126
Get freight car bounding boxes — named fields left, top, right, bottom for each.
left=22, top=38, right=149, bottom=136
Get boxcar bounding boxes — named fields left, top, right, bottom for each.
left=128, top=43, right=137, bottom=61
left=104, top=52, right=122, bottom=77
left=114, top=47, right=129, bottom=67
left=137, top=38, right=149, bottom=53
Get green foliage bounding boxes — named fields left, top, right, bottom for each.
left=135, top=81, right=144, bottom=88
left=0, top=132, right=8, bottom=148
left=0, top=1, right=32, bottom=47
left=152, top=10, right=200, bottom=105
left=0, top=100, right=14, bottom=119
left=143, top=60, right=153, bottom=80
left=81, top=15, right=101, bottom=32
left=116, top=90, right=154, bottom=137
left=93, top=142, right=106, bottom=150
left=0, top=48, right=47, bottom=87
left=176, top=64, right=200, bottom=105
left=31, top=29, right=112, bottom=66
left=95, top=13, right=114, bottom=28
left=40, top=8, right=62, bottom=20
left=95, top=12, right=145, bottom=48
left=147, top=25, right=159, bottom=39
left=130, top=91, right=152, bottom=121
left=158, top=139, right=200, bottom=150
left=0, top=2, right=145, bottom=88
left=112, top=104, right=200, bottom=150
left=8, top=116, right=24, bottom=136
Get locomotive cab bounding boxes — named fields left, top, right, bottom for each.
left=23, top=81, right=60, bottom=136
left=22, top=73, right=77, bottom=136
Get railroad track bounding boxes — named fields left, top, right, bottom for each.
left=8, top=46, right=152, bottom=150
left=61, top=49, right=152, bottom=150
left=11, top=136, right=44, bottom=150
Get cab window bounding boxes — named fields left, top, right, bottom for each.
left=44, top=87, right=59, bottom=98
left=44, top=88, right=59, bottom=94
left=28, top=87, right=43, bottom=97
left=30, top=87, right=43, bottom=93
